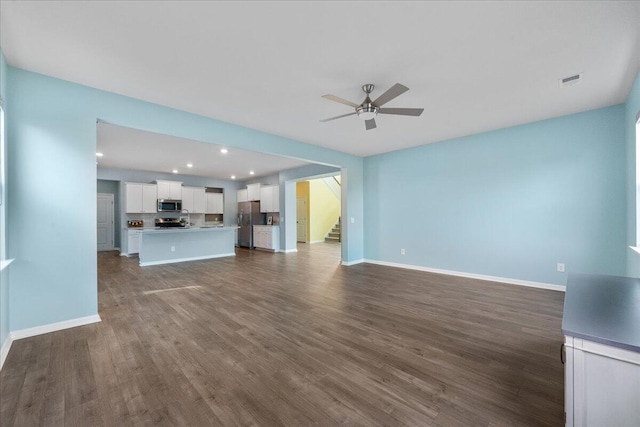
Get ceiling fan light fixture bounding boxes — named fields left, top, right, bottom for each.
left=356, top=105, right=378, bottom=120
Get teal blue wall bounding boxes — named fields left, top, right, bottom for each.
left=364, top=105, right=627, bottom=285
left=626, top=70, right=640, bottom=277
left=6, top=67, right=363, bottom=331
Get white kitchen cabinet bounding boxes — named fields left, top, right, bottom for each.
left=260, top=186, right=273, bottom=212
left=156, top=180, right=182, bottom=200
left=193, top=188, right=206, bottom=213
left=253, top=225, right=280, bottom=252
left=260, top=185, right=280, bottom=213
left=142, top=184, right=157, bottom=212
left=237, top=189, right=248, bottom=203
left=125, top=183, right=157, bottom=213
left=271, top=186, right=280, bottom=213
left=127, top=229, right=143, bottom=255
left=247, top=183, right=261, bottom=201
left=182, top=186, right=206, bottom=213
left=564, top=337, right=640, bottom=426
left=206, top=193, right=224, bottom=214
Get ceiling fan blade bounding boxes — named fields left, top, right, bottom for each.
left=372, top=83, right=409, bottom=106
left=322, top=94, right=360, bottom=108
left=320, top=112, right=357, bottom=122
left=365, top=118, right=377, bottom=130
left=378, top=107, right=424, bottom=117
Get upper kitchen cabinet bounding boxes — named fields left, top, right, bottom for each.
left=247, top=183, right=261, bottom=201
left=125, top=183, right=157, bottom=213
left=206, top=193, right=224, bottom=214
left=182, top=186, right=206, bottom=213
left=260, top=185, right=280, bottom=213
left=156, top=180, right=183, bottom=200
left=237, top=189, right=248, bottom=203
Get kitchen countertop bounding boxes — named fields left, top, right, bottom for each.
left=562, top=273, right=640, bottom=353
left=140, top=226, right=238, bottom=234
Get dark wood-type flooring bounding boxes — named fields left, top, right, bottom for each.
left=1, top=243, right=565, bottom=426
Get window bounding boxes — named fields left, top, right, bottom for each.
left=636, top=111, right=640, bottom=247
left=0, top=99, right=5, bottom=262
left=0, top=98, right=7, bottom=261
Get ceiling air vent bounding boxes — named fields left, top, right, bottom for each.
left=559, top=73, right=583, bottom=88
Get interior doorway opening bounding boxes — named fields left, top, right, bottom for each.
left=96, top=179, right=121, bottom=252
left=296, top=173, right=341, bottom=246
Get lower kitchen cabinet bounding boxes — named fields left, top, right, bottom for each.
left=253, top=225, right=279, bottom=252
left=126, top=229, right=142, bottom=255
left=564, top=337, right=640, bottom=426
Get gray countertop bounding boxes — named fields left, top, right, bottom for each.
left=562, top=273, right=640, bottom=353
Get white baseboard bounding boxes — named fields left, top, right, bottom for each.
left=10, top=314, right=102, bottom=341
left=280, top=248, right=298, bottom=253
left=363, top=259, right=565, bottom=292
left=139, top=252, right=235, bottom=267
left=342, top=258, right=364, bottom=266
left=0, top=334, right=13, bottom=371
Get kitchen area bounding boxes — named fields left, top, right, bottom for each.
left=117, top=179, right=281, bottom=266
left=95, top=121, right=321, bottom=266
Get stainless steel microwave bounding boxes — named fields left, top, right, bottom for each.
left=157, top=199, right=182, bottom=212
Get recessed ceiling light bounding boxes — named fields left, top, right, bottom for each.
left=186, top=163, right=193, bottom=168
left=231, top=175, right=236, bottom=180
left=249, top=171, right=255, bottom=175
left=96, top=152, right=104, bottom=157
left=172, top=169, right=178, bottom=174
left=220, top=148, right=228, bottom=154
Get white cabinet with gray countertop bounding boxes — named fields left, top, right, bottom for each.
left=562, top=273, right=640, bottom=426
left=253, top=225, right=279, bottom=251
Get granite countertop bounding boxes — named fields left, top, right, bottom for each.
left=562, top=273, right=640, bottom=353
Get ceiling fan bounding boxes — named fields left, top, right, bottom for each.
left=320, top=83, right=424, bottom=130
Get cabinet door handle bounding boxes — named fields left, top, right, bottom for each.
left=560, top=343, right=565, bottom=365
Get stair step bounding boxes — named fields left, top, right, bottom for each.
left=324, top=236, right=340, bottom=243
left=329, top=232, right=340, bottom=238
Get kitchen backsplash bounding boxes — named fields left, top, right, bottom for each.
left=125, top=212, right=206, bottom=228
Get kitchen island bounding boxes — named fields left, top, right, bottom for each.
left=138, top=226, right=237, bottom=266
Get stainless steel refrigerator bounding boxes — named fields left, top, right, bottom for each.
left=237, top=201, right=264, bottom=248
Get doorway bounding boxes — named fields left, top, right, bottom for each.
left=97, top=193, right=114, bottom=251
left=296, top=197, right=307, bottom=243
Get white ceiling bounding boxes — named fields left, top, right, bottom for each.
left=96, top=122, right=312, bottom=181
left=2, top=1, right=640, bottom=157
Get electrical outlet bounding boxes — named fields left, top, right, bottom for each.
left=400, top=249, right=405, bottom=255
left=171, top=246, right=176, bottom=252
left=557, top=263, right=565, bottom=272
left=350, top=217, right=355, bottom=224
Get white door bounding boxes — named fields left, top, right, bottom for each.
left=97, top=193, right=114, bottom=251
left=296, top=197, right=307, bottom=243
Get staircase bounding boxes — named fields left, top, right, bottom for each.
left=325, top=217, right=341, bottom=243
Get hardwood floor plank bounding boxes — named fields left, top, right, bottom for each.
left=0, top=244, right=565, bottom=426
